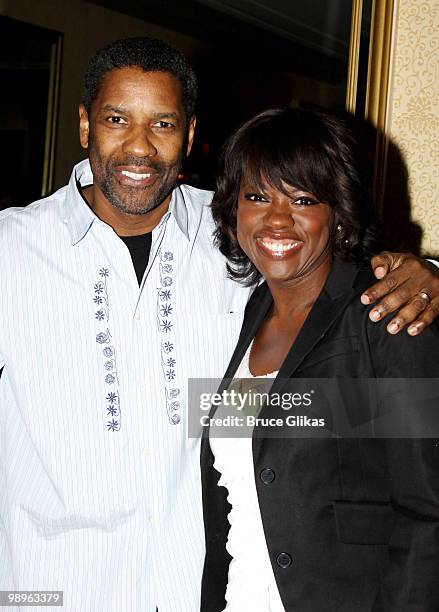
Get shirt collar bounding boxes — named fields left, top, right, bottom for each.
left=63, top=159, right=190, bottom=245
left=165, top=185, right=190, bottom=240
left=62, top=159, right=96, bottom=246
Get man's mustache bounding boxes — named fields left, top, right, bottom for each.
left=109, top=157, right=170, bottom=173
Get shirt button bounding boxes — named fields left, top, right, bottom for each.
left=260, top=468, right=275, bottom=485
left=276, top=552, right=292, bottom=568
left=134, top=311, right=141, bottom=321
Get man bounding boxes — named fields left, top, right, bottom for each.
left=0, top=37, right=438, bottom=612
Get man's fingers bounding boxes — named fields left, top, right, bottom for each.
left=361, top=271, right=401, bottom=306
left=366, top=279, right=412, bottom=321
left=361, top=251, right=439, bottom=333
left=369, top=288, right=439, bottom=335
left=374, top=266, right=387, bottom=279
left=380, top=291, right=431, bottom=334
left=371, top=252, right=393, bottom=280
left=407, top=300, right=439, bottom=335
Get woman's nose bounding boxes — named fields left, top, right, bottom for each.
left=264, top=200, right=294, bottom=228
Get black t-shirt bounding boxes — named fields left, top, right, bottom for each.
left=120, top=232, right=153, bottom=286
left=78, top=185, right=152, bottom=286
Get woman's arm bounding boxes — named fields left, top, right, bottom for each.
left=368, top=321, right=439, bottom=611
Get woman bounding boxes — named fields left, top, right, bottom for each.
left=200, top=108, right=439, bottom=612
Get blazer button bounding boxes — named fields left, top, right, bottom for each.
left=276, top=552, right=292, bottom=568
left=260, top=468, right=275, bottom=484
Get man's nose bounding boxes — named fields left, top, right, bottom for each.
left=122, top=126, right=157, bottom=158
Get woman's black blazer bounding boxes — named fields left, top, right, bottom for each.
left=200, top=259, right=439, bottom=612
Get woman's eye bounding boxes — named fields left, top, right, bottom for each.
left=293, top=196, right=319, bottom=206
left=244, top=193, right=268, bottom=202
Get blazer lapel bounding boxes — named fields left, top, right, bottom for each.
left=202, top=282, right=273, bottom=432
left=207, top=261, right=364, bottom=427
left=221, top=282, right=273, bottom=384
left=270, top=259, right=361, bottom=395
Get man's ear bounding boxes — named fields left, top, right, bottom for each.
left=79, top=104, right=90, bottom=149
left=186, top=115, right=196, bottom=157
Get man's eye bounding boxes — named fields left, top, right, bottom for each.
left=244, top=193, right=268, bottom=202
left=153, top=121, right=174, bottom=128
left=293, top=196, right=320, bottom=206
left=107, top=116, right=127, bottom=125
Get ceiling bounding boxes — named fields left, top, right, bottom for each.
left=88, top=0, right=355, bottom=60
left=194, top=0, right=354, bottom=59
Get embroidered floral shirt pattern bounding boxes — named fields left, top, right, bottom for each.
left=157, top=250, right=181, bottom=425
left=93, top=267, right=121, bottom=431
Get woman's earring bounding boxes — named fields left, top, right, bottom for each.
left=336, top=223, right=349, bottom=246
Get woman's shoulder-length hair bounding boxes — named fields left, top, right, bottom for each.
left=211, top=107, right=382, bottom=286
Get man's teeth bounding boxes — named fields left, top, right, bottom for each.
left=260, top=240, right=300, bottom=252
left=121, top=170, right=152, bottom=180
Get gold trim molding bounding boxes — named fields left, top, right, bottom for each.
left=346, top=0, right=396, bottom=214
left=365, top=0, right=396, bottom=214
left=42, top=36, right=63, bottom=197
left=346, top=0, right=363, bottom=114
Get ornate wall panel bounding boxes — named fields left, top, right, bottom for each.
left=388, top=0, right=439, bottom=254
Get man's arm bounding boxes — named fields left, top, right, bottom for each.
left=0, top=515, right=15, bottom=590
left=0, top=373, right=14, bottom=589
left=361, top=252, right=439, bottom=335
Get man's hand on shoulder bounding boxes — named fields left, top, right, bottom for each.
left=360, top=251, right=439, bottom=335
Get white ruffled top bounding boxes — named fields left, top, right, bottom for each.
left=209, top=342, right=285, bottom=611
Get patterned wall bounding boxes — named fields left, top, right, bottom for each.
left=387, top=0, right=439, bottom=255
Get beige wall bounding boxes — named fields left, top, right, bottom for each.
left=0, top=0, right=206, bottom=189
left=387, top=0, right=439, bottom=255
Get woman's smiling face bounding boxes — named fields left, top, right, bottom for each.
left=236, top=178, right=334, bottom=286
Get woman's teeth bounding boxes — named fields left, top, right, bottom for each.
left=259, top=239, right=300, bottom=253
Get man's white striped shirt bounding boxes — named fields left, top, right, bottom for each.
left=0, top=160, right=250, bottom=611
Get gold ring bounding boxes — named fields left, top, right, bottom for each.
left=418, top=291, right=431, bottom=304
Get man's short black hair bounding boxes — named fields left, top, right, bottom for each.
left=82, top=36, right=197, bottom=119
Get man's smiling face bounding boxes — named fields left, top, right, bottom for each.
left=79, top=66, right=195, bottom=217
